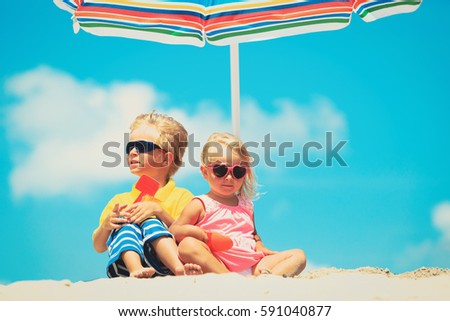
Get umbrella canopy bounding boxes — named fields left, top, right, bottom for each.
left=54, top=0, right=422, bottom=134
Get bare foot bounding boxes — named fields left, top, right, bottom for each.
left=173, top=264, right=203, bottom=276
left=259, top=268, right=272, bottom=275
left=184, top=263, right=203, bottom=276
left=130, top=267, right=156, bottom=278
left=174, top=266, right=186, bottom=276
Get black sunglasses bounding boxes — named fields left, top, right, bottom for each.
left=207, top=164, right=248, bottom=179
left=126, top=140, right=162, bottom=154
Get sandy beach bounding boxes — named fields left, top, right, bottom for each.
left=1, top=267, right=449, bottom=301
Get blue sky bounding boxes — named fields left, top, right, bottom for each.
left=1, top=2, right=449, bottom=284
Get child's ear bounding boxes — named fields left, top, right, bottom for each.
left=164, top=151, right=174, bottom=166
left=200, top=165, right=208, bottom=179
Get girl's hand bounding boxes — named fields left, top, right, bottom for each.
left=255, top=241, right=277, bottom=255
left=204, top=231, right=233, bottom=251
left=126, top=201, right=163, bottom=224
left=102, top=203, right=129, bottom=231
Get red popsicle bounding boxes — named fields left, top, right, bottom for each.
left=134, top=175, right=160, bottom=203
left=206, top=231, right=233, bottom=252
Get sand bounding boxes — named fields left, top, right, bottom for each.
left=1, top=267, right=450, bottom=301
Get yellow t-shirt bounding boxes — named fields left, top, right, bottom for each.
left=93, top=178, right=193, bottom=238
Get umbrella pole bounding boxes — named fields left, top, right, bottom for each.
left=230, top=43, right=240, bottom=137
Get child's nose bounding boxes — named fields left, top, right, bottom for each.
left=129, top=147, right=139, bottom=156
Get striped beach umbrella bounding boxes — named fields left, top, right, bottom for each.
left=54, top=0, right=422, bottom=135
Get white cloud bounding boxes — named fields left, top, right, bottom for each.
left=432, top=202, right=450, bottom=241
left=395, top=202, right=450, bottom=270
left=240, top=96, right=347, bottom=144
left=4, top=66, right=348, bottom=198
left=5, top=66, right=157, bottom=198
left=239, top=97, right=348, bottom=171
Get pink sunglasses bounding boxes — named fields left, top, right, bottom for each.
left=207, top=164, right=248, bottom=179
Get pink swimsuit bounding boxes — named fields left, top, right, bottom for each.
left=195, top=194, right=265, bottom=272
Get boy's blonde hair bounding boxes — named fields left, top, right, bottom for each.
left=130, top=110, right=188, bottom=179
left=201, top=132, right=257, bottom=200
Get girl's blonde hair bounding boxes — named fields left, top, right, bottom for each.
left=130, top=110, right=188, bottom=180
left=201, top=132, right=257, bottom=200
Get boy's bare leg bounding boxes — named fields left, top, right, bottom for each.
left=152, top=236, right=202, bottom=275
left=178, top=237, right=229, bottom=274
left=253, top=249, right=306, bottom=277
left=121, top=250, right=156, bottom=278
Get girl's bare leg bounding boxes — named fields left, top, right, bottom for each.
left=178, top=237, right=229, bottom=274
left=254, top=249, right=306, bottom=277
left=121, top=250, right=156, bottom=278
left=152, top=236, right=202, bottom=275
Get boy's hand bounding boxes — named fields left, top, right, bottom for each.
left=102, top=203, right=129, bottom=231
left=126, top=201, right=163, bottom=224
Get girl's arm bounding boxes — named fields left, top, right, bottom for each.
left=169, top=199, right=207, bottom=243
left=253, top=213, right=277, bottom=255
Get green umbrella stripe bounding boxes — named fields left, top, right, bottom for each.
left=359, top=1, right=422, bottom=19
left=208, top=18, right=349, bottom=43
left=79, top=22, right=204, bottom=41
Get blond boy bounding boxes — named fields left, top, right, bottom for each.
left=93, top=111, right=201, bottom=277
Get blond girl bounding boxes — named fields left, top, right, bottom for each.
left=170, top=132, right=306, bottom=276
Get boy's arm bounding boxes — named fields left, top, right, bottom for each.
left=169, top=199, right=207, bottom=243
left=92, top=225, right=111, bottom=253
left=154, top=207, right=175, bottom=226
left=126, top=201, right=174, bottom=226
left=93, top=203, right=128, bottom=253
